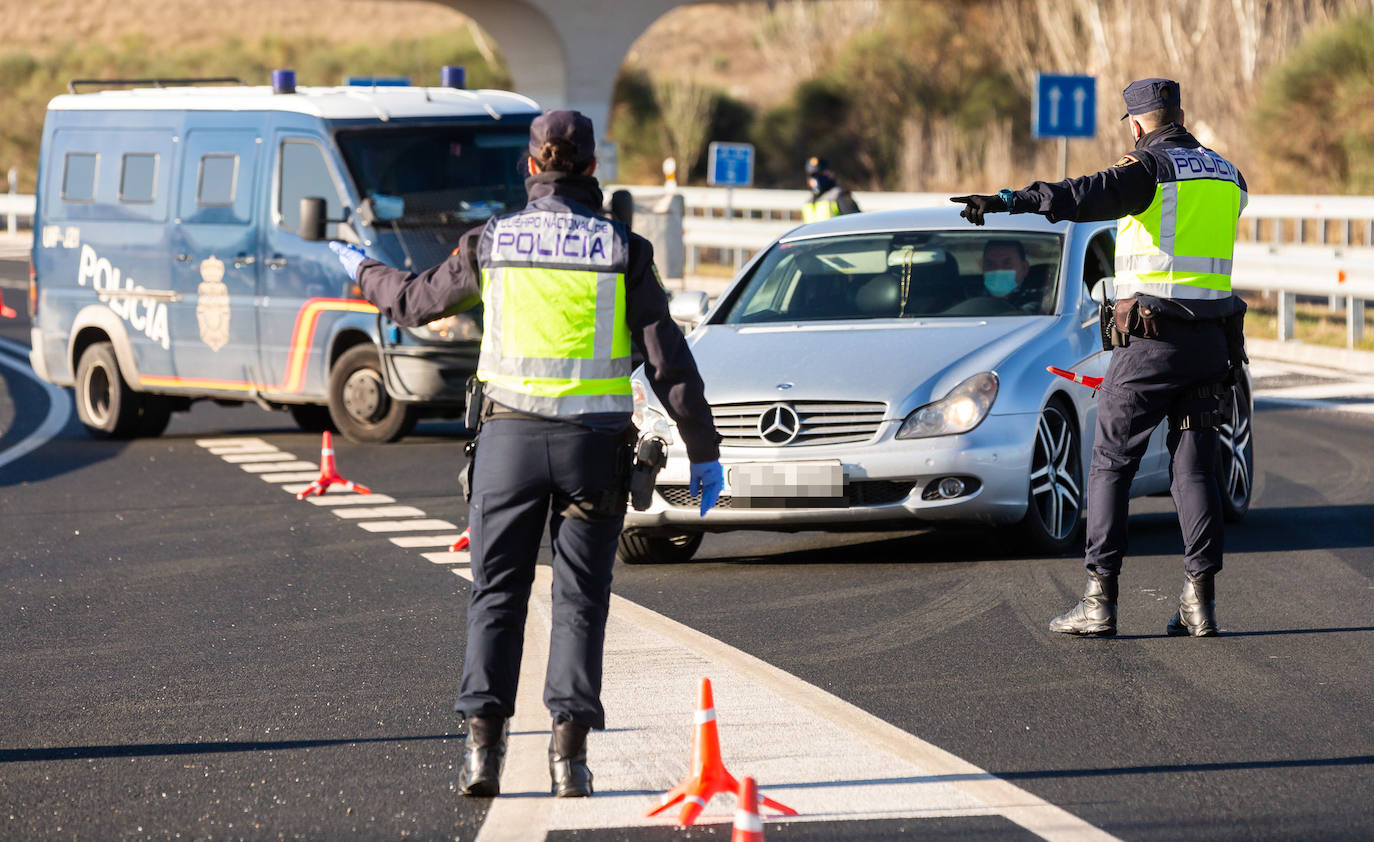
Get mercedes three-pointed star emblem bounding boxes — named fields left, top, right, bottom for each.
left=758, top=403, right=801, bottom=445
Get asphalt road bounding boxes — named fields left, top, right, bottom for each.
left=1, top=271, right=1371, bottom=840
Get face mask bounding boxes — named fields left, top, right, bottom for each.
left=983, top=269, right=1018, bottom=297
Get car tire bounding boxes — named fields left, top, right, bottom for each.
left=1016, top=398, right=1085, bottom=555
left=75, top=341, right=143, bottom=439
left=327, top=344, right=417, bottom=444
left=1217, top=380, right=1253, bottom=522
left=136, top=395, right=174, bottom=438
left=617, top=530, right=703, bottom=564
left=289, top=403, right=334, bottom=434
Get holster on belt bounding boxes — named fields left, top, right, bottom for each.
left=1112, top=298, right=1161, bottom=344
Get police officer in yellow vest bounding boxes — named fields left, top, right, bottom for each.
left=331, top=110, right=723, bottom=797
left=802, top=156, right=861, bottom=222
left=951, top=78, right=1248, bottom=638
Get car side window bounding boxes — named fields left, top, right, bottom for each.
left=1084, top=229, right=1115, bottom=292
left=278, top=139, right=342, bottom=236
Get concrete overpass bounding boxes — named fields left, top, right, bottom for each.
left=442, top=0, right=723, bottom=175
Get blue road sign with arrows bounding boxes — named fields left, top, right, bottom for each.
left=708, top=142, right=755, bottom=187
left=1033, top=74, right=1096, bottom=139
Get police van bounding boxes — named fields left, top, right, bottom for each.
left=28, top=70, right=538, bottom=442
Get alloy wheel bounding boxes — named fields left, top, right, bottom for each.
left=1029, top=404, right=1082, bottom=541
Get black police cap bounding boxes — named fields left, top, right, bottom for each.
left=529, top=109, right=596, bottom=166
left=805, top=156, right=830, bottom=176
left=1120, top=78, right=1181, bottom=120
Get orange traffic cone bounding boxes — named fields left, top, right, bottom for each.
left=731, top=776, right=765, bottom=841
left=296, top=430, right=372, bottom=500
left=0, top=291, right=16, bottom=319
left=449, top=526, right=471, bottom=552
left=646, top=677, right=796, bottom=827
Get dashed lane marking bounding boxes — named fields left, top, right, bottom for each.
left=194, top=436, right=1119, bottom=842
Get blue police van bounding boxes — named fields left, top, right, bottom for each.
left=28, top=72, right=539, bottom=442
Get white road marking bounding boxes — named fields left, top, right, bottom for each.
left=331, top=505, right=428, bottom=519
left=392, top=535, right=465, bottom=549
left=259, top=471, right=326, bottom=483
left=357, top=518, right=458, bottom=533
left=0, top=337, right=71, bottom=472
left=306, top=493, right=397, bottom=506
left=192, top=436, right=1115, bottom=840
left=239, top=461, right=319, bottom=473
left=1251, top=360, right=1374, bottom=416
left=222, top=452, right=299, bottom=464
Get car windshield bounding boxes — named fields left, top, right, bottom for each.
left=336, top=123, right=530, bottom=228
left=718, top=230, right=1064, bottom=324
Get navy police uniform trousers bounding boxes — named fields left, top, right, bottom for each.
left=456, top=416, right=626, bottom=730
left=1085, top=321, right=1231, bottom=579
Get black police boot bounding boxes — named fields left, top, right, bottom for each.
left=457, top=715, right=508, bottom=797
left=548, top=719, right=593, bottom=798
left=1166, top=573, right=1218, bottom=637
left=1049, top=573, right=1118, bottom=636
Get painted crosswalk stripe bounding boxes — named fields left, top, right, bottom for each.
left=240, top=461, right=319, bottom=473
left=392, top=536, right=465, bottom=549
left=307, top=493, right=397, bottom=507
left=357, top=519, right=458, bottom=533
left=421, top=550, right=469, bottom=562
left=222, top=452, right=299, bottom=464
left=260, top=471, right=326, bottom=483
left=331, top=506, right=428, bottom=519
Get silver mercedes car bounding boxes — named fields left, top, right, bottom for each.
left=620, top=207, right=1253, bottom=563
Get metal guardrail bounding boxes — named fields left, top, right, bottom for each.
left=0, top=193, right=36, bottom=236
left=614, top=186, right=1374, bottom=348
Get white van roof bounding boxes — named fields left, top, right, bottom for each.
left=47, top=85, right=541, bottom=121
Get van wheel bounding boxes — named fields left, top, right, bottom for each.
left=289, top=404, right=334, bottom=433
left=327, top=344, right=416, bottom=444
left=137, top=395, right=174, bottom=437
left=75, top=341, right=143, bottom=439
left=617, top=530, right=703, bottom=564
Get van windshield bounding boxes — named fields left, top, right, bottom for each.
left=336, top=123, right=529, bottom=228
left=718, top=230, right=1064, bottom=324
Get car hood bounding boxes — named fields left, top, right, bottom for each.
left=682, top=317, right=1058, bottom=416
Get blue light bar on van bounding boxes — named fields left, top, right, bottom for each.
left=441, top=66, right=466, bottom=89
left=345, top=76, right=410, bottom=87
left=272, top=69, right=296, bottom=94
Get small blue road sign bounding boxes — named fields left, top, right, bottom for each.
left=1033, top=74, right=1096, bottom=139
left=708, top=142, right=755, bottom=187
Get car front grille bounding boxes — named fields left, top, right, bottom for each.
left=711, top=400, right=888, bottom=447
left=657, top=480, right=913, bottom=511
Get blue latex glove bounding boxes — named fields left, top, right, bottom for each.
left=689, top=461, right=724, bottom=517
left=329, top=241, right=368, bottom=281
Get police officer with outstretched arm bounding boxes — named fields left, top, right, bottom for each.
left=802, top=156, right=861, bottom=222
left=331, top=110, right=723, bottom=797
left=952, top=78, right=1248, bottom=638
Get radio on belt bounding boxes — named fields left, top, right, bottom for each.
left=628, top=436, right=668, bottom=511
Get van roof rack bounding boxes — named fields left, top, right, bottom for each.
left=67, top=77, right=245, bottom=95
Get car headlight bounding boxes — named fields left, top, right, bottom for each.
left=896, top=372, right=999, bottom=439
left=405, top=313, right=481, bottom=343
left=632, top=379, right=676, bottom=444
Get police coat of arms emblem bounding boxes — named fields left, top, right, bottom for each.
left=196, top=256, right=230, bottom=351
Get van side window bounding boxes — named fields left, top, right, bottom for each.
left=278, top=140, right=341, bottom=236
left=198, top=154, right=238, bottom=206
left=62, top=153, right=98, bottom=202
left=120, top=153, right=159, bottom=203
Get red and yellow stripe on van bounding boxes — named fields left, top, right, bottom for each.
left=139, top=298, right=379, bottom=394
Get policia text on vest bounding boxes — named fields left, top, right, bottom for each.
left=950, top=78, right=1247, bottom=639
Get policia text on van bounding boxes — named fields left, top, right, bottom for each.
left=28, top=73, right=537, bottom=442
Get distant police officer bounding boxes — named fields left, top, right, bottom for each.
left=951, top=78, right=1249, bottom=637
left=802, top=156, right=861, bottom=221
left=331, top=110, right=724, bottom=797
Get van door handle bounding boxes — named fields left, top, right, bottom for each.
left=265, top=256, right=287, bottom=269
left=174, top=253, right=192, bottom=263
left=233, top=254, right=257, bottom=268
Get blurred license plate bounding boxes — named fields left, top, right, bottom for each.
left=729, top=462, right=846, bottom=508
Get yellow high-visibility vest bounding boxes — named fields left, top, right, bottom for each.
left=802, top=199, right=840, bottom=222
left=1115, top=146, right=1247, bottom=301
left=476, top=206, right=632, bottom=417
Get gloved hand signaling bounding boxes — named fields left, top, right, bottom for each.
left=689, top=461, right=724, bottom=517
left=329, top=241, right=368, bottom=281
left=949, top=193, right=1008, bottom=226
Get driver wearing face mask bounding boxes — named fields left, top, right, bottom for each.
left=980, top=239, right=1044, bottom=312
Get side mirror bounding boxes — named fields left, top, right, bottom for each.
left=669, top=289, right=709, bottom=330
left=299, top=197, right=328, bottom=241
left=1088, top=276, right=1115, bottom=305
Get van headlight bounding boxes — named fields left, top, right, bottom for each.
left=896, top=372, right=999, bottom=439
left=406, top=313, right=481, bottom=343
left=632, top=379, right=676, bottom=444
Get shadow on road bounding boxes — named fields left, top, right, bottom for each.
left=0, top=733, right=465, bottom=763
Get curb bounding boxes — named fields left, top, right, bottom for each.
left=1245, top=337, right=1374, bottom=376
